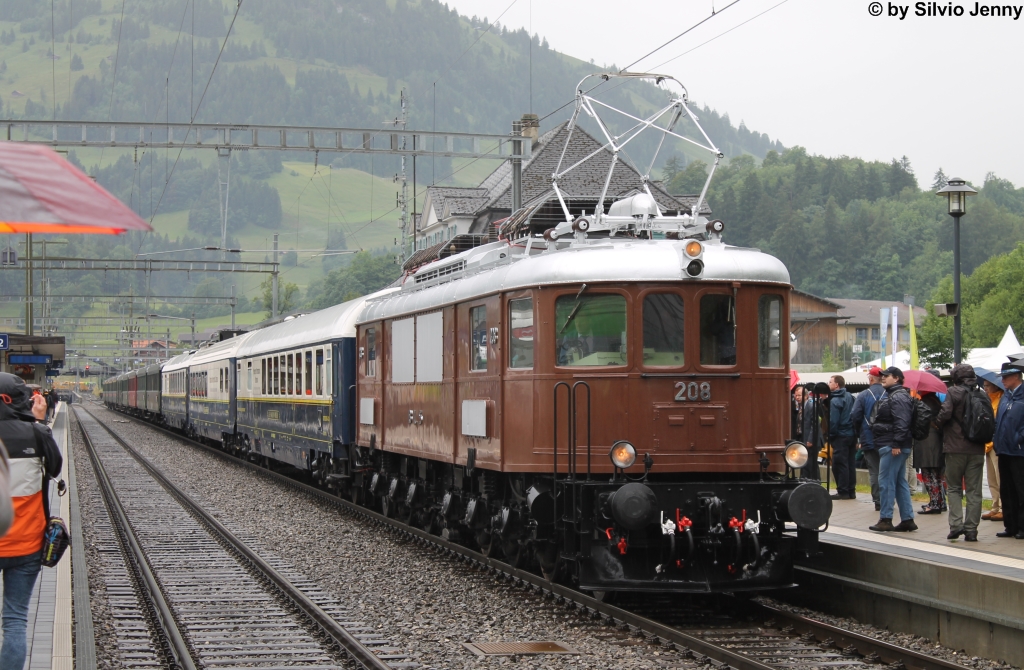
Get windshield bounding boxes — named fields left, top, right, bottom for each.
left=555, top=294, right=627, bottom=366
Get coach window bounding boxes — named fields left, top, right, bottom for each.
left=643, top=293, right=685, bottom=367
left=316, top=349, right=324, bottom=395
left=295, top=354, right=302, bottom=394
left=261, top=359, right=267, bottom=395
left=700, top=294, right=737, bottom=366
left=305, top=351, right=313, bottom=395
left=508, top=297, right=534, bottom=369
left=555, top=294, right=627, bottom=367
left=288, top=354, right=295, bottom=394
left=247, top=362, right=253, bottom=392
left=273, top=357, right=280, bottom=395
left=470, top=306, right=487, bottom=371
left=326, top=348, right=333, bottom=395
left=365, top=328, right=377, bottom=377
left=279, top=355, right=286, bottom=395
left=758, top=294, right=784, bottom=368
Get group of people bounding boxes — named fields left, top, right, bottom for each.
left=792, top=361, right=1024, bottom=541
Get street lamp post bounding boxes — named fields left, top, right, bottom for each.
left=936, top=177, right=977, bottom=364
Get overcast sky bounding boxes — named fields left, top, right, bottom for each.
left=445, top=0, right=1022, bottom=188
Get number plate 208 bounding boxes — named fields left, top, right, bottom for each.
left=674, top=381, right=711, bottom=402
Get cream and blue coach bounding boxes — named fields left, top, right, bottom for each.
left=234, top=292, right=395, bottom=473
left=160, top=351, right=195, bottom=431
left=185, top=333, right=255, bottom=443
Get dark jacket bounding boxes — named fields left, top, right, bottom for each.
left=828, top=388, right=855, bottom=438
left=936, top=367, right=986, bottom=455
left=851, top=383, right=884, bottom=449
left=0, top=373, right=62, bottom=557
left=994, top=383, right=1024, bottom=457
left=870, top=384, right=913, bottom=449
left=913, top=394, right=944, bottom=468
left=803, top=396, right=826, bottom=449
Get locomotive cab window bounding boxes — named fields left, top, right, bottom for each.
left=700, top=294, right=737, bottom=366
left=470, top=306, right=487, bottom=371
left=508, top=297, right=534, bottom=369
left=642, top=293, right=685, bottom=367
left=555, top=293, right=627, bottom=367
left=758, top=294, right=784, bottom=368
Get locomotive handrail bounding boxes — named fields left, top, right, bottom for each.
left=573, top=381, right=592, bottom=481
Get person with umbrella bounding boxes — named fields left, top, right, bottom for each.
left=994, top=362, right=1024, bottom=539
left=975, top=368, right=1005, bottom=522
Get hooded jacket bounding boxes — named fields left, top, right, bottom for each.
left=994, top=382, right=1024, bottom=457
left=869, top=383, right=913, bottom=449
left=936, top=364, right=986, bottom=456
left=0, top=373, right=62, bottom=557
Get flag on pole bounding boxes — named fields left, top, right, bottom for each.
left=892, top=305, right=899, bottom=365
left=880, top=308, right=890, bottom=368
left=908, top=305, right=920, bottom=370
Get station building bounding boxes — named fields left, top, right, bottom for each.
left=0, top=334, right=66, bottom=386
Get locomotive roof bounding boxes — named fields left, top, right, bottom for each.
left=187, top=330, right=257, bottom=366
left=236, top=288, right=400, bottom=359
left=161, top=350, right=196, bottom=373
left=360, top=238, right=790, bottom=322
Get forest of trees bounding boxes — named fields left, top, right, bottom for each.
left=664, top=149, right=1024, bottom=309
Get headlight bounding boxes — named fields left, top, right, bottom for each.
left=685, top=240, right=703, bottom=257
left=784, top=443, right=809, bottom=469
left=609, top=441, right=637, bottom=469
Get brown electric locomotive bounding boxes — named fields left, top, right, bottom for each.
left=345, top=73, right=832, bottom=593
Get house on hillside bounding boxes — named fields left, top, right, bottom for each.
left=413, top=114, right=711, bottom=254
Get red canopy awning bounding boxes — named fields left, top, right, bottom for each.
left=0, top=142, right=152, bottom=235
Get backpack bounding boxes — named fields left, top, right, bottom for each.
left=959, top=387, right=996, bottom=444
left=868, top=388, right=931, bottom=440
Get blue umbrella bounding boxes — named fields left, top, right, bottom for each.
left=975, top=367, right=1005, bottom=390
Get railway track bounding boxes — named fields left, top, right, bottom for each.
left=90, top=403, right=975, bottom=670
left=73, top=406, right=413, bottom=670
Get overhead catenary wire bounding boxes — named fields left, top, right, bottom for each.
left=143, top=0, right=244, bottom=247
left=98, top=0, right=128, bottom=169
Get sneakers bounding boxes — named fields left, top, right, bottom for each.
left=893, top=520, right=918, bottom=532
left=869, top=518, right=895, bottom=532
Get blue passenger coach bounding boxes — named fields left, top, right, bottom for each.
left=235, top=293, right=392, bottom=474
left=186, top=333, right=254, bottom=443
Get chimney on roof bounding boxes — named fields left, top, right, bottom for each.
left=520, top=113, right=539, bottom=146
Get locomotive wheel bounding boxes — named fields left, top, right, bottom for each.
left=477, top=530, right=502, bottom=558
left=501, top=537, right=526, bottom=568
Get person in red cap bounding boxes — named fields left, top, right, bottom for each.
left=851, top=366, right=886, bottom=510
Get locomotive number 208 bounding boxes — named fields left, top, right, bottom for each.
left=674, top=381, right=711, bottom=402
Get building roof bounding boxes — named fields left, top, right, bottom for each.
left=423, top=187, right=490, bottom=220
left=483, top=122, right=707, bottom=215
left=828, top=298, right=926, bottom=326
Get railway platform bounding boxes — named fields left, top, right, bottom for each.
left=0, top=402, right=76, bottom=670
left=787, top=490, right=1024, bottom=667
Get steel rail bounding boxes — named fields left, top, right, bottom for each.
left=72, top=406, right=197, bottom=670
left=79, top=406, right=392, bottom=670
left=95, top=403, right=975, bottom=670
